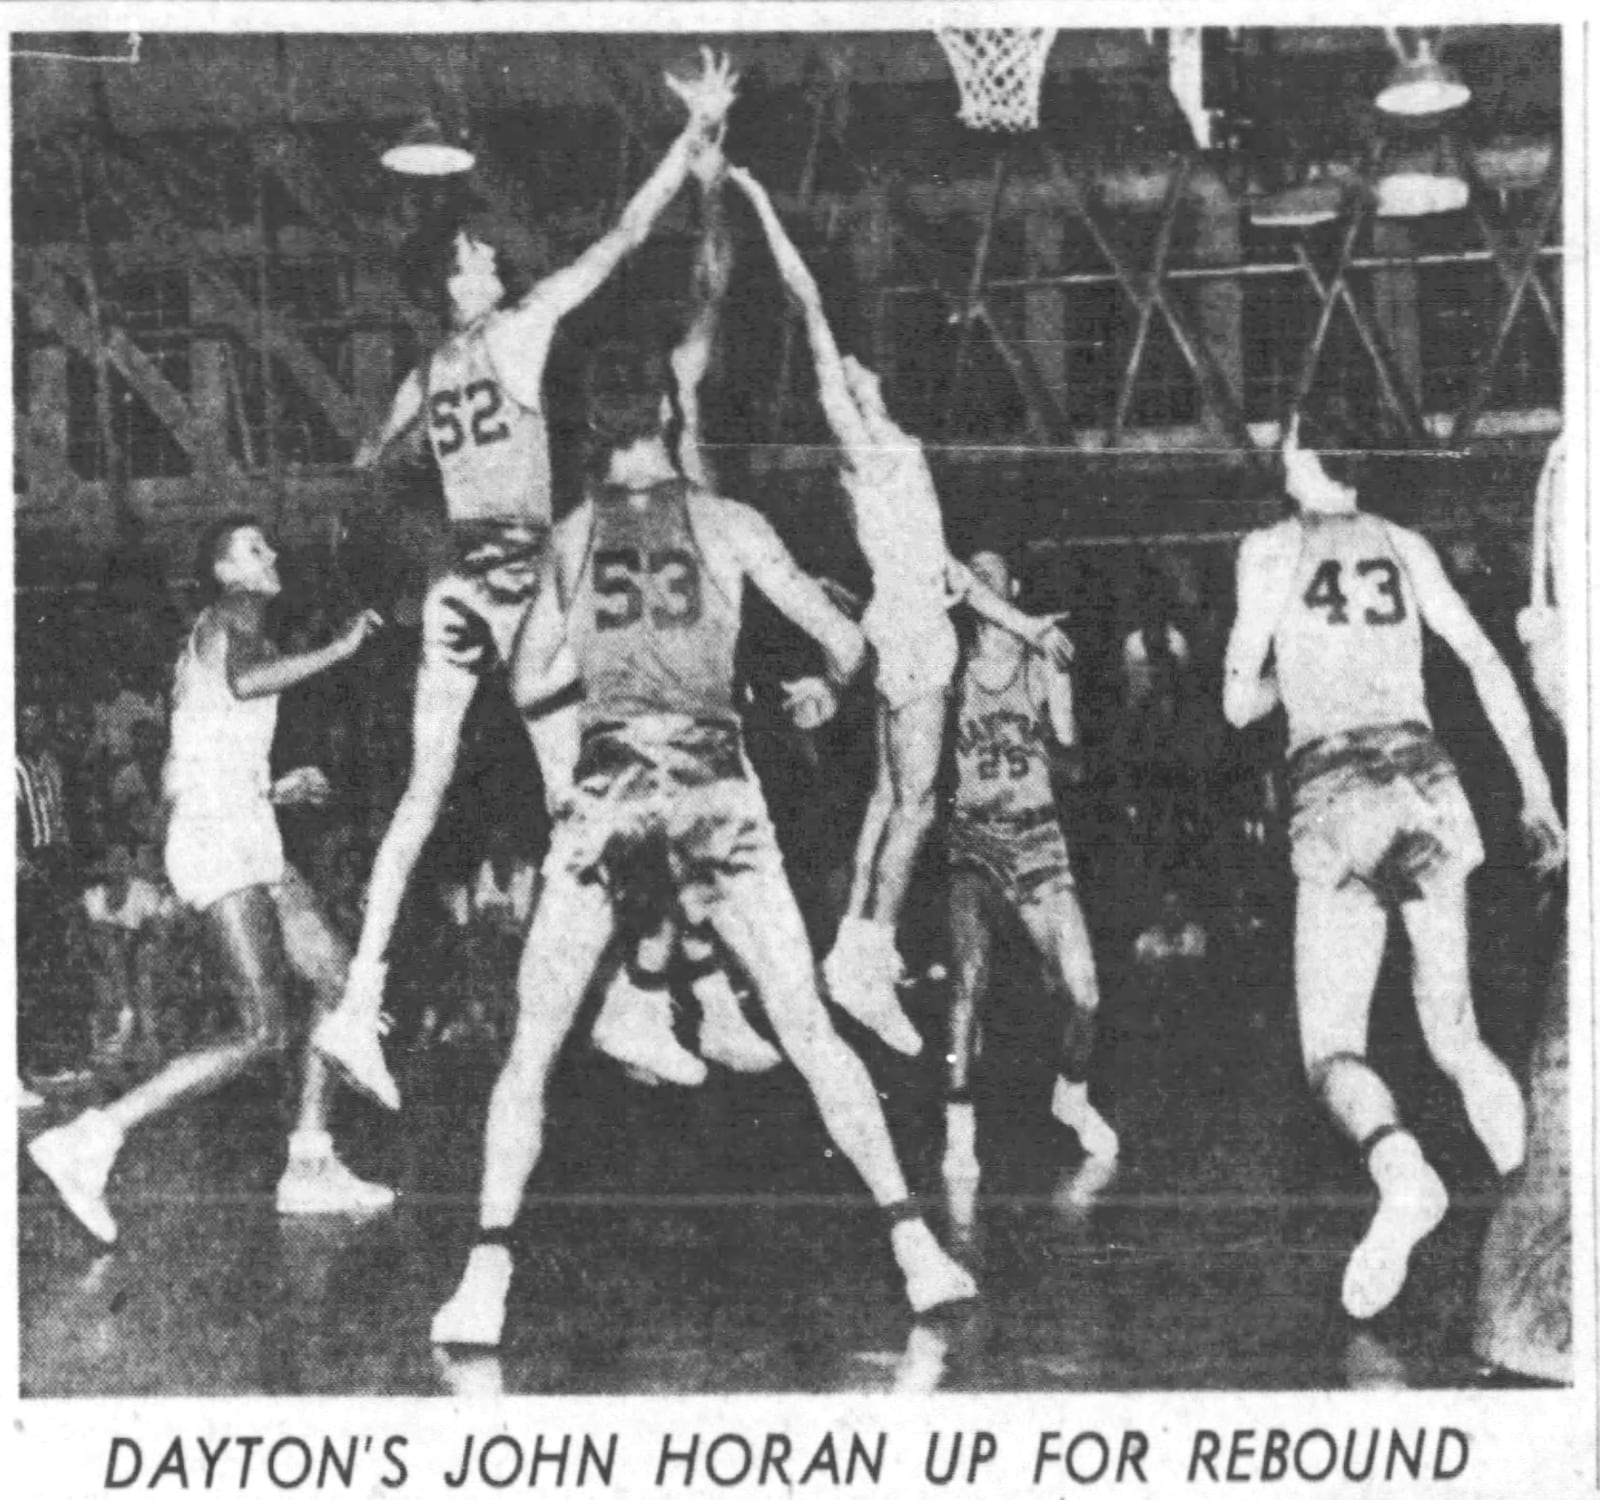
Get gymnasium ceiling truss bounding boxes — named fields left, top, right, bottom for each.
left=11, top=27, right=1563, bottom=562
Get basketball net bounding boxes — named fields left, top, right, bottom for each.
left=935, top=28, right=1056, bottom=133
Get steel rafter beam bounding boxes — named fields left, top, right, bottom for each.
left=1449, top=151, right=1563, bottom=447
left=19, top=252, right=221, bottom=467
left=1288, top=195, right=1367, bottom=419
left=883, top=181, right=1071, bottom=446
left=1109, top=158, right=1188, bottom=446
left=1463, top=154, right=1560, bottom=339
left=1292, top=240, right=1431, bottom=445
left=101, top=139, right=363, bottom=440
left=249, top=129, right=437, bottom=343
left=942, top=147, right=1011, bottom=436
left=1043, top=147, right=1254, bottom=451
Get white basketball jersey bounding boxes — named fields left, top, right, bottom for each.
left=425, top=321, right=551, bottom=527
left=1273, top=512, right=1430, bottom=750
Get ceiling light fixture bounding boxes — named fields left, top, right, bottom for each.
left=1250, top=166, right=1351, bottom=229
left=1376, top=31, right=1470, bottom=117
left=381, top=114, right=475, bottom=176
left=1375, top=136, right=1469, bottom=217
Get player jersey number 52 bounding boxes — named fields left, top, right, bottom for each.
left=431, top=379, right=511, bottom=458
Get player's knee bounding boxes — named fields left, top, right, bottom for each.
left=1426, top=1019, right=1486, bottom=1079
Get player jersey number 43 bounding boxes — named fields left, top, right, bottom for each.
left=1274, top=512, right=1429, bottom=749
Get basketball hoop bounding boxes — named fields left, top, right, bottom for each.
left=935, top=28, right=1057, bottom=133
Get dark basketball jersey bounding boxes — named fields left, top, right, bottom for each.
left=1273, top=512, right=1428, bottom=751
left=567, top=481, right=741, bottom=728
left=426, top=323, right=550, bottom=527
left=952, top=654, right=1056, bottom=827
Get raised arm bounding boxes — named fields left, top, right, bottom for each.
left=672, top=159, right=733, bottom=489
left=354, top=368, right=425, bottom=470
left=946, top=557, right=1073, bottom=668
left=1392, top=526, right=1562, bottom=854
left=1222, top=528, right=1296, bottom=729
left=725, top=502, right=866, bottom=687
left=523, top=49, right=736, bottom=323
left=727, top=164, right=871, bottom=458
left=220, top=608, right=381, bottom=702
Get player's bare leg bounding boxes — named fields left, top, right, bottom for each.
left=31, top=884, right=390, bottom=1244
left=1026, top=890, right=1119, bottom=1165
left=431, top=868, right=615, bottom=1346
left=271, top=873, right=395, bottom=1215
left=1401, top=880, right=1526, bottom=1175
left=713, top=866, right=976, bottom=1313
left=1298, top=883, right=1447, bottom=1320
left=316, top=655, right=476, bottom=1109
left=826, top=696, right=942, bottom=1056
left=943, top=870, right=993, bottom=1236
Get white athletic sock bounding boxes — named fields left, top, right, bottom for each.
left=287, top=1129, right=334, bottom=1164
left=944, top=1102, right=977, bottom=1171
left=1053, top=1078, right=1089, bottom=1121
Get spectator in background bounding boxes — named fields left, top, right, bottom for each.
left=85, top=658, right=165, bottom=779
left=79, top=843, right=180, bottom=1074
left=1115, top=564, right=1202, bottom=928
left=107, top=718, right=167, bottom=865
left=17, top=699, right=86, bottom=1094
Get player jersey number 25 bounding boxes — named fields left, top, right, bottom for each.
left=431, top=378, right=511, bottom=457
left=1301, top=557, right=1407, bottom=627
left=593, top=547, right=702, bottom=630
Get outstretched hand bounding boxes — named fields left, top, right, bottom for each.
left=1522, top=804, right=1567, bottom=881
left=781, top=676, right=839, bottom=731
left=1032, top=619, right=1075, bottom=669
left=334, top=609, right=384, bottom=659
left=666, top=46, right=739, bottom=131
left=271, top=765, right=333, bottom=807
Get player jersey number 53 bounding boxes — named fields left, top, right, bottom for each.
left=593, top=547, right=702, bottom=630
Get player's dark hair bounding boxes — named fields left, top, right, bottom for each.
left=584, top=337, right=673, bottom=462
left=195, top=513, right=264, bottom=595
left=399, top=195, right=524, bottom=323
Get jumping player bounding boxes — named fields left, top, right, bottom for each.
left=1223, top=415, right=1565, bottom=1320
left=28, top=518, right=391, bottom=1245
left=315, top=50, right=739, bottom=1108
left=943, top=550, right=1117, bottom=1233
left=729, top=164, right=1071, bottom=1058
left=428, top=337, right=977, bottom=1345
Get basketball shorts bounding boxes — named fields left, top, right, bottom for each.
left=865, top=600, right=959, bottom=711
left=1287, top=721, right=1483, bottom=901
left=545, top=716, right=786, bottom=932
left=165, top=787, right=284, bottom=911
left=421, top=527, right=548, bottom=676
left=948, top=805, right=1075, bottom=910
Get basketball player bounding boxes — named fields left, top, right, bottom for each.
left=429, top=337, right=977, bottom=1345
left=729, top=164, right=1072, bottom=1058
left=28, top=518, right=391, bottom=1245
left=1475, top=432, right=1570, bottom=1381
left=314, top=51, right=739, bottom=1108
left=1223, top=415, right=1565, bottom=1320
left=942, top=550, right=1117, bottom=1232
left=542, top=143, right=782, bottom=1089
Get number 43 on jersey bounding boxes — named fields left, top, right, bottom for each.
left=1302, top=557, right=1407, bottom=626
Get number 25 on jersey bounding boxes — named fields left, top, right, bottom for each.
left=1302, top=557, right=1407, bottom=627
